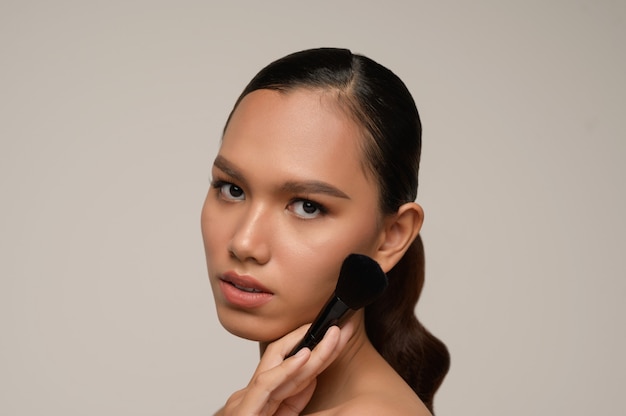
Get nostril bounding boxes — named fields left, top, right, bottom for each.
left=227, top=234, right=271, bottom=265
left=226, top=207, right=272, bottom=265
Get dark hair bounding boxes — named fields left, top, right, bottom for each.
left=225, top=47, right=450, bottom=413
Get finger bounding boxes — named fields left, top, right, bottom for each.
left=293, top=319, right=356, bottom=380
left=334, top=319, right=356, bottom=352
left=254, top=324, right=312, bottom=375
left=304, top=319, right=355, bottom=370
left=270, top=323, right=348, bottom=400
left=235, top=347, right=312, bottom=415
left=236, top=322, right=356, bottom=415
left=274, top=379, right=317, bottom=416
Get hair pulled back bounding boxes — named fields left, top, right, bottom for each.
left=225, top=47, right=450, bottom=413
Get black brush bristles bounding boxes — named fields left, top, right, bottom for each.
left=285, top=253, right=388, bottom=358
left=335, top=254, right=388, bottom=309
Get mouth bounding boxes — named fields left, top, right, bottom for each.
left=220, top=271, right=274, bottom=294
left=218, top=271, right=274, bottom=308
left=227, top=281, right=266, bottom=293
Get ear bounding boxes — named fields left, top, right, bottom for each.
left=373, top=202, right=424, bottom=273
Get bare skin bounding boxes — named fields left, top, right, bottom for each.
left=295, top=313, right=431, bottom=416
left=203, top=89, right=429, bottom=415
left=214, top=314, right=431, bottom=416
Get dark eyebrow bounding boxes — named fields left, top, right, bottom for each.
left=213, top=155, right=248, bottom=187
left=213, top=155, right=350, bottom=200
left=281, top=181, right=350, bottom=199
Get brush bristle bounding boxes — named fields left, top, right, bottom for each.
left=335, top=254, right=388, bottom=309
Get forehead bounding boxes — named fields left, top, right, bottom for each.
left=219, top=89, right=375, bottom=196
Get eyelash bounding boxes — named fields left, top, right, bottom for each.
left=210, top=178, right=328, bottom=218
left=211, top=179, right=244, bottom=201
left=289, top=198, right=328, bottom=219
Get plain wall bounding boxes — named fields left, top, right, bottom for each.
left=1, top=1, right=624, bottom=415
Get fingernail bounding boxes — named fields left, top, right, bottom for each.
left=294, top=348, right=308, bottom=358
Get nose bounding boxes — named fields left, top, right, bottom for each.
left=228, top=202, right=271, bottom=265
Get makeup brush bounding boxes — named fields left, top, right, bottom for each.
left=286, top=253, right=388, bottom=358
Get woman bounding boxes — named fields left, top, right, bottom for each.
left=201, top=48, right=449, bottom=415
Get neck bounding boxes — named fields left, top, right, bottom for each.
left=307, top=317, right=370, bottom=410
left=258, top=314, right=428, bottom=415
left=257, top=312, right=375, bottom=412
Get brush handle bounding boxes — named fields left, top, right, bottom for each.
left=286, top=296, right=353, bottom=358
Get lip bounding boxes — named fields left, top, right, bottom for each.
left=218, top=271, right=274, bottom=308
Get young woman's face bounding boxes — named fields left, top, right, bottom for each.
left=201, top=88, right=385, bottom=342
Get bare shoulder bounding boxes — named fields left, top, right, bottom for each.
left=330, top=394, right=432, bottom=416
left=307, top=342, right=434, bottom=416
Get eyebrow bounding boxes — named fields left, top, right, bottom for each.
left=213, top=155, right=350, bottom=200
left=213, top=155, right=248, bottom=187
left=280, top=181, right=350, bottom=199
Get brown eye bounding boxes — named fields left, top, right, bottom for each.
left=227, top=185, right=244, bottom=198
left=289, top=199, right=325, bottom=219
left=302, top=201, right=317, bottom=214
left=213, top=181, right=245, bottom=201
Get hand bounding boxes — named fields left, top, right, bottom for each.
left=216, top=321, right=355, bottom=416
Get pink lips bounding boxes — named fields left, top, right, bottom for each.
left=218, top=271, right=274, bottom=308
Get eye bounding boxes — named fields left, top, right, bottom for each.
left=212, top=180, right=245, bottom=201
left=289, top=199, right=325, bottom=219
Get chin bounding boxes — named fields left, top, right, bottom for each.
left=216, top=309, right=298, bottom=344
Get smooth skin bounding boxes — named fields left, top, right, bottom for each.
left=202, top=89, right=430, bottom=415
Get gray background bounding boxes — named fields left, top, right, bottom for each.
left=1, top=1, right=624, bottom=415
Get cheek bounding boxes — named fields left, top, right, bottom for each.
left=280, top=212, right=382, bottom=260
left=200, top=196, right=227, bottom=264
left=272, top=215, right=382, bottom=301
left=276, top=256, right=341, bottom=325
